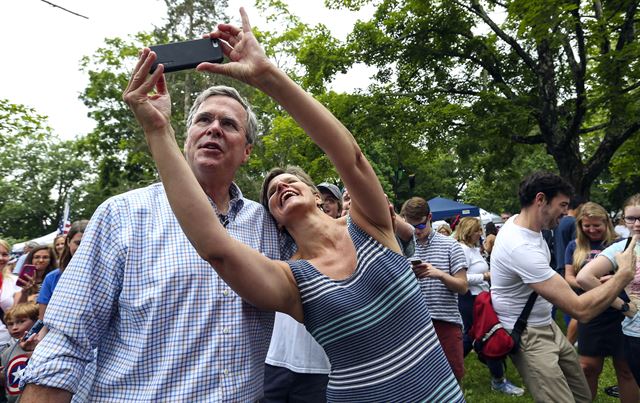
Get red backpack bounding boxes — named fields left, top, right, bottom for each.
left=469, top=290, right=538, bottom=360
left=469, top=291, right=515, bottom=360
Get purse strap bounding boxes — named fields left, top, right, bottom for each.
left=510, top=291, right=538, bottom=350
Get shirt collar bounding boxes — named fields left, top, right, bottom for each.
left=208, top=182, right=245, bottom=225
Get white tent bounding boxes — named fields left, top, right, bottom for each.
left=479, top=208, right=502, bottom=226
left=11, top=231, right=59, bottom=253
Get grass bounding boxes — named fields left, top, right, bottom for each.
left=460, top=310, right=621, bottom=402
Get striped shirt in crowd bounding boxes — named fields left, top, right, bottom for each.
left=412, top=230, right=467, bottom=325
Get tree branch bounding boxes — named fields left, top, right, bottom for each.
left=585, top=120, right=640, bottom=185
left=614, top=1, right=637, bottom=51
left=622, top=80, right=640, bottom=93
left=463, top=0, right=538, bottom=72
left=567, top=3, right=588, bottom=141
left=579, top=123, right=607, bottom=133
left=512, top=134, right=545, bottom=144
left=40, top=0, right=88, bottom=19
left=593, top=0, right=611, bottom=54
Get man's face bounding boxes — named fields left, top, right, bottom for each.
left=500, top=213, right=511, bottom=222
left=184, top=96, right=252, bottom=180
left=406, top=215, right=431, bottom=241
left=320, top=192, right=341, bottom=219
left=541, top=194, right=570, bottom=230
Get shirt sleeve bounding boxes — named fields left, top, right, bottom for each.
left=599, top=239, right=626, bottom=269
left=36, top=272, right=55, bottom=305
left=449, top=241, right=468, bottom=275
left=564, top=240, right=577, bottom=268
left=21, top=199, right=126, bottom=393
left=510, top=242, right=557, bottom=284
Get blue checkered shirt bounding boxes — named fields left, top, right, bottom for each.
left=22, top=183, right=292, bottom=402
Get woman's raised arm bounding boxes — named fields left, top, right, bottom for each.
left=198, top=8, right=397, bottom=248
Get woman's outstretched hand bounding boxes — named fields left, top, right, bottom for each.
left=196, top=7, right=275, bottom=89
left=122, top=48, right=173, bottom=135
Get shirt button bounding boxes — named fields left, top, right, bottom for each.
left=223, top=289, right=230, bottom=296
left=224, top=369, right=229, bottom=375
left=223, top=327, right=230, bottom=334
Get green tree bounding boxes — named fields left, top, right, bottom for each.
left=0, top=100, right=91, bottom=239
left=318, top=0, right=639, bottom=199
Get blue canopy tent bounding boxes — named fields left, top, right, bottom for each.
left=428, top=197, right=480, bottom=221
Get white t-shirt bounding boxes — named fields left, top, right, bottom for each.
left=0, top=275, right=20, bottom=345
left=490, top=216, right=556, bottom=329
left=460, top=243, right=489, bottom=295
left=265, top=312, right=330, bottom=374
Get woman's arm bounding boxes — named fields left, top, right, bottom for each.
left=564, top=264, right=581, bottom=289
left=198, top=8, right=396, bottom=248
left=576, top=255, right=630, bottom=314
left=122, top=49, right=302, bottom=320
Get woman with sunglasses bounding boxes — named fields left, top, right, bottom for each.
left=578, top=194, right=640, bottom=388
left=124, top=8, right=463, bottom=402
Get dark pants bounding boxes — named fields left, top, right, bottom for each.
left=458, top=291, right=505, bottom=379
left=262, top=364, right=328, bottom=403
left=624, top=335, right=640, bottom=386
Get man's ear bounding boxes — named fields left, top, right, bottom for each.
left=241, top=143, right=253, bottom=164
left=535, top=192, right=547, bottom=205
left=315, top=193, right=323, bottom=210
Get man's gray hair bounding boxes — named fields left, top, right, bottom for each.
left=186, top=85, right=258, bottom=145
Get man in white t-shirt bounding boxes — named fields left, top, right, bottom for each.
left=491, top=171, right=637, bottom=403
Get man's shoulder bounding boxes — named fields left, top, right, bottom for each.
left=432, top=231, right=457, bottom=246
left=98, top=183, right=168, bottom=211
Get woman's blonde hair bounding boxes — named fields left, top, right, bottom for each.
left=454, top=217, right=482, bottom=247
left=0, top=239, right=12, bottom=279
left=572, top=202, right=616, bottom=271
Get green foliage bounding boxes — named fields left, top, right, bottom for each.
left=318, top=0, right=640, bottom=200
left=0, top=100, right=90, bottom=240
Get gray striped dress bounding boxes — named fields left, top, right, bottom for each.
left=288, top=219, right=464, bottom=402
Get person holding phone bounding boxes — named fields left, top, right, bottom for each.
left=119, top=8, right=462, bottom=402
left=578, top=194, right=640, bottom=387
left=14, top=245, right=56, bottom=304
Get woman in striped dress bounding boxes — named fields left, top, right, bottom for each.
left=125, top=7, right=463, bottom=401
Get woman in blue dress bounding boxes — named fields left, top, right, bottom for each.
left=123, top=8, right=463, bottom=402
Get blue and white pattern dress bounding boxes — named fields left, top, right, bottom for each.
left=288, top=219, right=464, bottom=402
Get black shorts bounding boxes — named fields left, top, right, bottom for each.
left=577, top=310, right=625, bottom=357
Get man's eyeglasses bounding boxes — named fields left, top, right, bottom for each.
left=624, top=216, right=640, bottom=224
left=412, top=222, right=427, bottom=230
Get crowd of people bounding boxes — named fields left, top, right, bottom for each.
left=0, top=7, right=637, bottom=403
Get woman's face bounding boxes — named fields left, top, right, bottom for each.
left=581, top=216, right=606, bottom=241
left=266, top=173, right=316, bottom=224
left=470, top=228, right=483, bottom=244
left=68, top=232, right=84, bottom=256
left=624, top=205, right=640, bottom=235
left=32, top=249, right=51, bottom=271
left=0, top=245, right=9, bottom=270
left=54, top=236, right=66, bottom=255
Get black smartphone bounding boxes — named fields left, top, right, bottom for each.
left=624, top=236, right=633, bottom=251
left=150, top=38, right=223, bottom=73
left=409, top=258, right=422, bottom=265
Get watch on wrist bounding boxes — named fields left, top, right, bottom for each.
left=620, top=302, right=630, bottom=313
